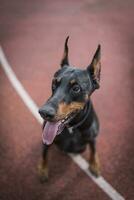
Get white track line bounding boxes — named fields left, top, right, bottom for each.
left=0, top=46, right=125, bottom=200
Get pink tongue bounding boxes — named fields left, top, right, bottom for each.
left=42, top=121, right=62, bottom=145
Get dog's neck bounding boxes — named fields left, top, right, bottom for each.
left=68, top=99, right=92, bottom=131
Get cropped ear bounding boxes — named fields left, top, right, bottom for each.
left=60, top=36, right=69, bottom=67
left=87, top=44, right=101, bottom=89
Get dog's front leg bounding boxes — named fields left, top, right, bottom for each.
left=38, top=143, right=49, bottom=183
left=88, top=139, right=101, bottom=177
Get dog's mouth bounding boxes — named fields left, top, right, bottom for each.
left=42, top=111, right=77, bottom=145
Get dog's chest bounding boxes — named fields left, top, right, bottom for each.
left=54, top=127, right=90, bottom=153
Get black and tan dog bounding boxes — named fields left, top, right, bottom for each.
left=38, top=37, right=101, bottom=182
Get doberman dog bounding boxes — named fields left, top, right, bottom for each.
left=38, top=36, right=101, bottom=182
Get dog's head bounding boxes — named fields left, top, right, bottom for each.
left=39, top=37, right=101, bottom=145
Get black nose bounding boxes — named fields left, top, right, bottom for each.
left=39, top=106, right=55, bottom=120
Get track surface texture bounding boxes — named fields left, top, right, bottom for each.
left=0, top=0, right=134, bottom=200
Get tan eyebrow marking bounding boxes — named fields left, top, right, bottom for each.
left=70, top=79, right=76, bottom=84
left=53, top=77, right=61, bottom=83
left=57, top=77, right=61, bottom=82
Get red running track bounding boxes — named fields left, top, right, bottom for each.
left=0, top=0, right=134, bottom=199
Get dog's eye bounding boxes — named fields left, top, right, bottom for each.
left=52, top=78, right=58, bottom=92
left=52, top=83, right=57, bottom=91
left=72, top=84, right=81, bottom=93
